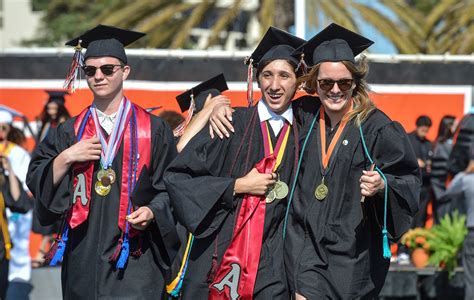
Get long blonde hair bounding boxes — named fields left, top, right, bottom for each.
left=298, top=56, right=375, bottom=126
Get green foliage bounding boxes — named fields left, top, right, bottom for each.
left=23, top=0, right=474, bottom=53
left=24, top=0, right=125, bottom=46
left=427, top=211, right=468, bottom=278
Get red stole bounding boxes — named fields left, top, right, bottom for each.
left=209, top=155, right=275, bottom=300
left=69, top=104, right=151, bottom=236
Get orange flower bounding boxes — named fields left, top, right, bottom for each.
left=415, top=236, right=426, bottom=245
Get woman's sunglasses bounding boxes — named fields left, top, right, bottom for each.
left=82, top=64, right=124, bottom=77
left=317, top=79, right=354, bottom=92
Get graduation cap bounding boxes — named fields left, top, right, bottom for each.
left=293, top=23, right=374, bottom=67
left=176, top=74, right=228, bottom=113
left=65, top=24, right=145, bottom=64
left=172, top=74, right=228, bottom=137
left=46, top=90, right=68, bottom=106
left=245, top=27, right=305, bottom=106
left=63, top=25, right=145, bottom=93
left=247, top=27, right=306, bottom=68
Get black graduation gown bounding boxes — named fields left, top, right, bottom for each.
left=449, top=113, right=474, bottom=176
left=285, top=99, right=421, bottom=299
left=164, top=106, right=299, bottom=299
left=26, top=113, right=180, bottom=300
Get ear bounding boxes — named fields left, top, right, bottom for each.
left=122, top=65, right=131, bottom=80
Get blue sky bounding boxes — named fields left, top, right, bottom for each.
left=291, top=0, right=398, bottom=54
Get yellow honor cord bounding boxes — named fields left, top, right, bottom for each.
left=166, top=232, right=194, bottom=294
left=0, top=192, right=12, bottom=260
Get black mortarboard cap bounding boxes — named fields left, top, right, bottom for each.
left=176, top=74, right=228, bottom=113
left=248, top=27, right=306, bottom=67
left=65, top=24, right=145, bottom=64
left=46, top=90, right=67, bottom=105
left=293, top=23, right=374, bottom=67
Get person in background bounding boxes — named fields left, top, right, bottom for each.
left=430, top=115, right=457, bottom=222
left=0, top=108, right=33, bottom=300
left=32, top=91, right=71, bottom=268
left=174, top=73, right=230, bottom=153
left=449, top=109, right=474, bottom=177
left=443, top=145, right=474, bottom=300
left=36, top=91, right=71, bottom=143
left=407, top=115, right=433, bottom=227
left=166, top=74, right=230, bottom=298
left=159, top=110, right=184, bottom=132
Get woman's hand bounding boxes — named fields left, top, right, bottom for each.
left=209, top=101, right=234, bottom=139
left=360, top=170, right=384, bottom=197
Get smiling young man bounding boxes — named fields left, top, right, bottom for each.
left=27, top=25, right=179, bottom=299
left=164, top=27, right=305, bottom=299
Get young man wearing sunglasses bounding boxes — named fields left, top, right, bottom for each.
left=27, top=25, right=180, bottom=299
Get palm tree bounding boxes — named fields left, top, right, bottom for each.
left=351, top=0, right=474, bottom=54
left=29, top=0, right=473, bottom=54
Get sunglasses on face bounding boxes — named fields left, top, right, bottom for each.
left=82, top=64, right=124, bottom=77
left=317, top=79, right=354, bottom=92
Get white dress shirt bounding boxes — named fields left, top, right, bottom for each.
left=257, top=99, right=293, bottom=136
left=96, top=109, right=118, bottom=135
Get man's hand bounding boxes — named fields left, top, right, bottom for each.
left=234, top=168, right=276, bottom=196
left=360, top=170, right=384, bottom=197
left=209, top=103, right=234, bottom=139
left=64, top=136, right=102, bottom=164
left=127, top=206, right=154, bottom=230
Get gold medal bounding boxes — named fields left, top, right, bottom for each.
left=274, top=180, right=289, bottom=200
left=314, top=178, right=328, bottom=201
left=97, top=169, right=107, bottom=181
left=95, top=180, right=111, bottom=196
left=106, top=169, right=116, bottom=184
left=265, top=189, right=276, bottom=204
left=100, top=175, right=111, bottom=187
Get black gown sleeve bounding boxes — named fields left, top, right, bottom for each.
left=369, top=121, right=421, bottom=240
left=26, top=121, right=75, bottom=226
left=2, top=176, right=33, bottom=213
left=164, top=123, right=236, bottom=239
left=144, top=117, right=180, bottom=267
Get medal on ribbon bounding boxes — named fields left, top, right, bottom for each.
left=260, top=120, right=291, bottom=203
left=314, top=102, right=353, bottom=201
left=90, top=99, right=132, bottom=196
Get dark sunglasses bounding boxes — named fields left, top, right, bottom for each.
left=317, top=79, right=354, bottom=92
left=82, top=64, right=124, bottom=77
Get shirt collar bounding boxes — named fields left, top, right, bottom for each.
left=96, top=109, right=117, bottom=121
left=257, top=99, right=293, bottom=124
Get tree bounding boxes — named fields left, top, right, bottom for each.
left=27, top=0, right=474, bottom=54
left=352, top=0, right=474, bottom=54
